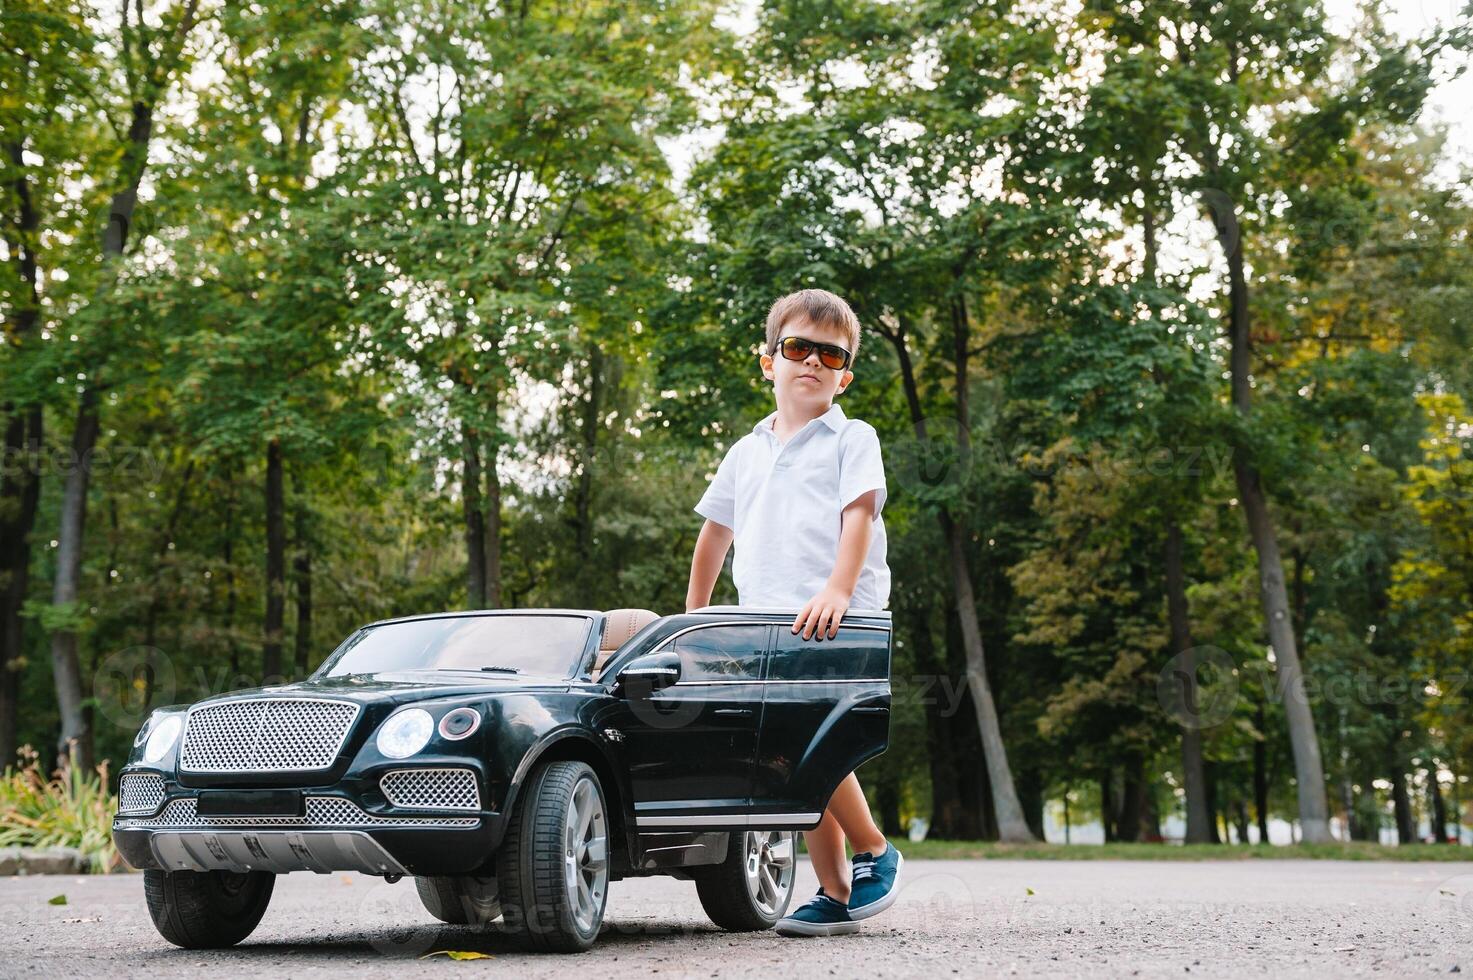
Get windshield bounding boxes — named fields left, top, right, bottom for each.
left=317, top=614, right=594, bottom=678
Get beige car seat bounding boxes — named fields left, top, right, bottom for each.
left=593, top=608, right=659, bottom=680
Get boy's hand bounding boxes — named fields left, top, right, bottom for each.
left=792, top=585, right=852, bottom=640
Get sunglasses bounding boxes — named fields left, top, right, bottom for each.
left=775, top=335, right=852, bottom=371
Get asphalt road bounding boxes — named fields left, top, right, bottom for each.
left=5, top=859, right=1473, bottom=978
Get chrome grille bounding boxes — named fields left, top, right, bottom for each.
left=179, top=698, right=360, bottom=772
left=113, top=796, right=478, bottom=829
left=380, top=768, right=480, bottom=810
left=118, top=773, right=165, bottom=814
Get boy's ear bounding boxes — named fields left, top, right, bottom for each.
left=837, top=368, right=854, bottom=393
left=759, top=352, right=776, bottom=382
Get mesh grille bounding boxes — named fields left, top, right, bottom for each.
left=380, top=768, right=480, bottom=810
left=118, top=773, right=165, bottom=814
left=180, top=698, right=360, bottom=772
left=113, top=796, right=478, bottom=829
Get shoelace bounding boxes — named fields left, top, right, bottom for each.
left=852, top=857, right=878, bottom=883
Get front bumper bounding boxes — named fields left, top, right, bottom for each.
left=113, top=782, right=505, bottom=876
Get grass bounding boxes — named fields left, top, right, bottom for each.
left=0, top=747, right=125, bottom=873
left=880, top=839, right=1473, bottom=861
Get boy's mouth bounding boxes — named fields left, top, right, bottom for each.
left=798, top=373, right=821, bottom=384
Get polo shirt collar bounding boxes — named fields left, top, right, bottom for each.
left=754, top=402, right=847, bottom=436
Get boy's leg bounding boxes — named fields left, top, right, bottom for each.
left=826, top=770, right=904, bottom=921
left=802, top=807, right=852, bottom=903
left=826, top=771, right=888, bottom=855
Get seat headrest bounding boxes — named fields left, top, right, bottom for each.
left=600, top=609, right=659, bottom=654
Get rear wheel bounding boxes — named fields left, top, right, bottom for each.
left=497, top=760, right=609, bottom=952
left=415, top=874, right=502, bottom=925
left=696, top=830, right=797, bottom=931
left=143, top=868, right=275, bottom=949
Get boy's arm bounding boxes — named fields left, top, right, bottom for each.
left=792, top=489, right=877, bottom=640
left=685, top=518, right=735, bottom=612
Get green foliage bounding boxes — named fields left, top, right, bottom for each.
left=0, top=748, right=123, bottom=873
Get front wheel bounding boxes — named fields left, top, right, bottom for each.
left=696, top=830, right=797, bottom=931
left=497, top=760, right=610, bottom=952
left=143, top=868, right=275, bottom=949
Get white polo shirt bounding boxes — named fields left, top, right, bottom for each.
left=694, top=402, right=890, bottom=610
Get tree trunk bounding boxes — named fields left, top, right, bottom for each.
left=1391, top=770, right=1414, bottom=844
left=944, top=294, right=1034, bottom=842
left=1430, top=768, right=1449, bottom=843
left=1253, top=698, right=1270, bottom=842
left=1212, top=201, right=1333, bottom=843
left=263, top=438, right=285, bottom=682
left=1166, top=521, right=1212, bottom=843
left=0, top=405, right=40, bottom=769
left=574, top=346, right=602, bottom=605
left=876, top=774, right=903, bottom=838
left=49, top=387, right=101, bottom=771
left=293, top=500, right=311, bottom=677
left=883, top=306, right=1033, bottom=841
left=1204, top=760, right=1222, bottom=844
left=224, top=470, right=239, bottom=680
left=0, top=135, right=44, bottom=769
left=1118, top=756, right=1145, bottom=843
left=462, top=421, right=486, bottom=608
left=908, top=599, right=962, bottom=839
left=484, top=432, right=502, bottom=608
left=1101, top=773, right=1117, bottom=843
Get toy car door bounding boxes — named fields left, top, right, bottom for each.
left=613, top=623, right=769, bottom=828
left=749, top=622, right=892, bottom=822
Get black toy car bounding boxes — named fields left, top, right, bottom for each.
left=112, top=606, right=893, bottom=952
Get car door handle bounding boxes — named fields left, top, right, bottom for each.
left=713, top=708, right=753, bottom=717
left=851, top=706, right=889, bottom=715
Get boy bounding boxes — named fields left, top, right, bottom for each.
left=684, top=288, right=903, bottom=937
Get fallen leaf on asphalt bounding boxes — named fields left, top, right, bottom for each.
left=1026, top=887, right=1035, bottom=896
left=48, top=895, right=66, bottom=906
left=420, top=950, right=493, bottom=961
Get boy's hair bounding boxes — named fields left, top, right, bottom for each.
left=763, top=288, right=861, bottom=361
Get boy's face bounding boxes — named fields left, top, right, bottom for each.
left=759, top=316, right=856, bottom=412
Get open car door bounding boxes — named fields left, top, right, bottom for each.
left=750, top=618, right=892, bottom=823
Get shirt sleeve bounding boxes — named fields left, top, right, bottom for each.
left=839, top=422, right=887, bottom=520
left=693, top=441, right=739, bottom=530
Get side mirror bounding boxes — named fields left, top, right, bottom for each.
left=614, top=652, right=681, bottom=696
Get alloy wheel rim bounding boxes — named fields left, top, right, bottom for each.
left=743, top=830, right=796, bottom=916
left=563, top=775, right=608, bottom=933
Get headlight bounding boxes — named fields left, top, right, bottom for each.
left=376, top=708, right=433, bottom=759
left=143, top=715, right=182, bottom=764
left=133, top=714, right=154, bottom=747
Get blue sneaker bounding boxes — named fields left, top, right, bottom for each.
left=846, top=842, right=903, bottom=919
left=774, top=887, right=860, bottom=937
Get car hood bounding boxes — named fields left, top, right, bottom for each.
left=191, top=670, right=574, bottom=708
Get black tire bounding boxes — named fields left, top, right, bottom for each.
left=696, top=830, right=797, bottom=931
left=415, top=874, right=502, bottom=925
left=497, top=760, right=609, bottom=952
left=143, top=868, right=275, bottom=949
